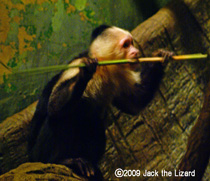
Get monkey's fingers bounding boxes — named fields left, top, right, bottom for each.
left=60, top=158, right=95, bottom=177
left=82, top=58, right=98, bottom=73
left=152, top=49, right=175, bottom=66
left=76, top=161, right=85, bottom=176
left=163, top=51, right=175, bottom=61
left=79, top=57, right=98, bottom=80
left=75, top=158, right=95, bottom=177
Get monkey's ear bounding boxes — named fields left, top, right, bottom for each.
left=91, top=25, right=111, bottom=43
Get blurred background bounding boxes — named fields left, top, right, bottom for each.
left=0, top=0, right=170, bottom=122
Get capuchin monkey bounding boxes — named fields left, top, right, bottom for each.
left=28, top=25, right=173, bottom=180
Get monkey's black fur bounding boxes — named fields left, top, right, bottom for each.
left=28, top=25, right=166, bottom=180
left=28, top=57, right=105, bottom=180
left=90, top=25, right=111, bottom=43
left=113, top=63, right=164, bottom=115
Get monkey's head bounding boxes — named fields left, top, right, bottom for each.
left=89, top=25, right=139, bottom=61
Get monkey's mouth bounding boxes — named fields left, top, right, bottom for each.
left=129, top=56, right=140, bottom=62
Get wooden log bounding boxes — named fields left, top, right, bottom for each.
left=177, top=82, right=210, bottom=181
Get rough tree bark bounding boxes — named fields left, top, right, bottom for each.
left=0, top=0, right=210, bottom=180
left=177, top=81, right=210, bottom=181
left=0, top=163, right=82, bottom=181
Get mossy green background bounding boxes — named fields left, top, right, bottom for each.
left=0, top=0, right=170, bottom=122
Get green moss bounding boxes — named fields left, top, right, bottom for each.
left=44, top=24, right=53, bottom=38
left=25, top=25, right=37, bottom=35
left=11, top=0, right=22, bottom=4
left=52, top=0, right=65, bottom=33
left=73, top=0, right=87, bottom=11
left=7, top=57, right=17, bottom=68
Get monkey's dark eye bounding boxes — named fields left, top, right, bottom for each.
left=123, top=41, right=130, bottom=48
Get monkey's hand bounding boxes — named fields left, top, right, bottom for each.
left=60, top=158, right=95, bottom=178
left=79, top=57, right=98, bottom=80
left=152, top=49, right=174, bottom=66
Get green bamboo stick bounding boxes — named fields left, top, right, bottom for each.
left=11, top=59, right=134, bottom=75
left=11, top=53, right=208, bottom=75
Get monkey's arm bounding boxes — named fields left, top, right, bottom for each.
left=47, top=58, right=97, bottom=118
left=113, top=63, right=164, bottom=115
left=113, top=49, right=173, bottom=115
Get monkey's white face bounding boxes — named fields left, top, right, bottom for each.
left=119, top=35, right=139, bottom=59
left=90, top=26, right=139, bottom=61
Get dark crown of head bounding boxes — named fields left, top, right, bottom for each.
left=90, top=25, right=111, bottom=43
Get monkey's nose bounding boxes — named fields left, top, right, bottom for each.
left=131, top=50, right=139, bottom=58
